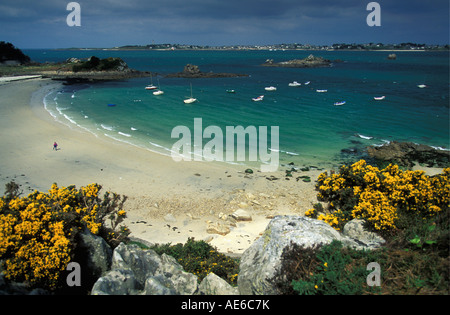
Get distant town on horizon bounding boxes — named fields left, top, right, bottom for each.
left=56, top=42, right=449, bottom=51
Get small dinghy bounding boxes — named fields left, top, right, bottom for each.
left=252, top=95, right=264, bottom=102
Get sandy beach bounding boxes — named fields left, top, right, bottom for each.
left=0, top=77, right=322, bottom=254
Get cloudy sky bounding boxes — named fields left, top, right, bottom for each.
left=1, top=0, right=448, bottom=48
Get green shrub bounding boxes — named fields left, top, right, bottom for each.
left=72, top=56, right=126, bottom=72
left=151, top=238, right=239, bottom=286
left=0, top=182, right=129, bottom=290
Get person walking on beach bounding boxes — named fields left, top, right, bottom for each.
left=53, top=141, right=58, bottom=151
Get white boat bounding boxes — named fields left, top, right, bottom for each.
left=145, top=75, right=157, bottom=90
left=374, top=96, right=385, bottom=101
left=288, top=81, right=301, bottom=87
left=153, top=79, right=164, bottom=95
left=417, top=84, right=427, bottom=88
left=304, top=81, right=311, bottom=85
left=183, top=83, right=197, bottom=104
left=334, top=101, right=346, bottom=106
left=265, top=86, right=277, bottom=91
left=316, top=89, right=327, bottom=93
left=252, top=95, right=264, bottom=102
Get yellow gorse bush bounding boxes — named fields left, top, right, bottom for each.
left=307, top=160, right=450, bottom=231
left=0, top=183, right=128, bottom=290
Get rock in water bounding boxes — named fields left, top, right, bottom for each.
left=367, top=141, right=450, bottom=168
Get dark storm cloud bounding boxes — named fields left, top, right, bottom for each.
left=0, top=0, right=448, bottom=48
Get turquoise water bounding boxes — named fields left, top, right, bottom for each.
left=26, top=49, right=450, bottom=168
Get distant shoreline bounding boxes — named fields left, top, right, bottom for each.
left=54, top=47, right=440, bottom=52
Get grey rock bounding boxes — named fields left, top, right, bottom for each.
left=91, top=268, right=138, bottom=295
left=112, top=243, right=161, bottom=288
left=164, top=213, right=177, bottom=223
left=197, top=272, right=239, bottom=295
left=78, top=228, right=112, bottom=279
left=91, top=243, right=198, bottom=295
left=237, top=216, right=368, bottom=295
left=143, top=275, right=177, bottom=295
left=343, top=219, right=385, bottom=249
left=231, top=209, right=252, bottom=221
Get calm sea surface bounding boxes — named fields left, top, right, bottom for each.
left=25, top=49, right=450, bottom=169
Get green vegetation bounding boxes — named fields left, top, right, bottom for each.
left=0, top=182, right=129, bottom=291
left=272, top=236, right=449, bottom=295
left=0, top=41, right=30, bottom=64
left=274, top=160, right=449, bottom=295
left=72, top=56, right=127, bottom=72
left=150, top=238, right=240, bottom=286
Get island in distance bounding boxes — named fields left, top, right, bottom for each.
left=262, top=54, right=334, bottom=68
left=165, top=64, right=249, bottom=78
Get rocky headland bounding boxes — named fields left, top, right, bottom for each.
left=262, top=54, right=333, bottom=68
left=1, top=56, right=151, bottom=84
left=367, top=141, right=450, bottom=168
left=165, top=64, right=248, bottom=78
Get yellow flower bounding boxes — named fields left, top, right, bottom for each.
left=324, top=262, right=328, bottom=268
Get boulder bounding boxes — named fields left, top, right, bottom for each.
left=91, top=268, right=138, bottom=295
left=91, top=243, right=198, bottom=295
left=237, top=216, right=369, bottom=295
left=387, top=53, right=397, bottom=60
left=77, top=228, right=112, bottom=280
left=197, top=272, right=239, bottom=295
left=206, top=221, right=231, bottom=236
left=231, top=209, right=252, bottom=222
left=342, top=219, right=385, bottom=249
left=183, top=64, right=201, bottom=75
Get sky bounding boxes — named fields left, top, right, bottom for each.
left=0, top=0, right=448, bottom=49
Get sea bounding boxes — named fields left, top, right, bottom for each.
left=25, top=49, right=450, bottom=170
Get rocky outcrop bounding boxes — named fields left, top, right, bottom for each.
left=91, top=243, right=198, bottom=295
left=91, top=242, right=237, bottom=295
left=198, top=272, right=239, bottom=295
left=237, top=216, right=384, bottom=295
left=387, top=54, right=397, bottom=60
left=262, top=54, right=332, bottom=68
left=1, top=215, right=385, bottom=295
left=166, top=64, right=248, bottom=78
left=367, top=141, right=450, bottom=168
left=21, top=56, right=151, bottom=83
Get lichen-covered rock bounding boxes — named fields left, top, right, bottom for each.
left=342, top=219, right=385, bottom=249
left=91, top=243, right=198, bottom=295
left=238, top=216, right=365, bottom=295
left=197, top=272, right=239, bottom=295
